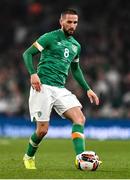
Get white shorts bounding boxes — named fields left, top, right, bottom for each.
left=29, top=84, right=82, bottom=122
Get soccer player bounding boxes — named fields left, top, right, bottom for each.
left=22, top=9, right=99, bottom=169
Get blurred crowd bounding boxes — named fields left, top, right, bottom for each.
left=0, top=0, right=130, bottom=118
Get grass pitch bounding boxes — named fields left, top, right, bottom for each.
left=0, top=138, right=130, bottom=179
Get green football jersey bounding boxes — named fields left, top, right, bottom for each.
left=35, top=29, right=81, bottom=87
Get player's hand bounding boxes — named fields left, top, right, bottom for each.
left=30, top=73, right=42, bottom=92
left=87, top=89, right=99, bottom=105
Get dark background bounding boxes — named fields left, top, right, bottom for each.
left=0, top=0, right=130, bottom=118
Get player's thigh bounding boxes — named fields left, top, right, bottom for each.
left=29, top=85, right=53, bottom=122
left=54, top=88, right=84, bottom=123
left=63, top=106, right=86, bottom=125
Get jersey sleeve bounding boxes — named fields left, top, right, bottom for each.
left=33, top=33, right=51, bottom=52
left=73, top=44, right=81, bottom=63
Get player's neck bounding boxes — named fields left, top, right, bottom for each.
left=60, top=28, right=72, bottom=38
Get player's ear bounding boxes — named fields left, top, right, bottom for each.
left=59, top=17, right=62, bottom=26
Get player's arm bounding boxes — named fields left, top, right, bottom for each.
left=23, top=33, right=50, bottom=91
left=23, top=41, right=44, bottom=92
left=23, top=44, right=42, bottom=92
left=71, top=61, right=90, bottom=91
left=23, top=34, right=47, bottom=75
left=23, top=45, right=39, bottom=75
left=71, top=62, right=99, bottom=105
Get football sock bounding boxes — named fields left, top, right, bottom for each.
left=26, top=132, right=43, bottom=157
left=72, top=123, right=85, bottom=155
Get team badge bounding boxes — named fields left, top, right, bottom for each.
left=37, top=111, right=42, bottom=117
left=72, top=44, right=78, bottom=53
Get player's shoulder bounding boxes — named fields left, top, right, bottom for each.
left=37, top=29, right=60, bottom=45
left=41, top=29, right=60, bottom=38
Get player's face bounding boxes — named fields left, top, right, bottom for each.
left=60, top=14, right=78, bottom=35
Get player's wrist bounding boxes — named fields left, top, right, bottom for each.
left=83, top=83, right=91, bottom=91
left=30, top=72, right=37, bottom=76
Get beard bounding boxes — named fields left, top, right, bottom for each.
left=63, top=27, right=75, bottom=36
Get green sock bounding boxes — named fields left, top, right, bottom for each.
left=26, top=132, right=42, bottom=157
left=72, top=124, right=85, bottom=155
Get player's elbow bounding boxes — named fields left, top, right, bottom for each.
left=22, top=50, right=27, bottom=59
left=71, top=67, right=78, bottom=77
left=22, top=49, right=30, bottom=61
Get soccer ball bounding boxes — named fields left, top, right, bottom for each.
left=75, top=151, right=101, bottom=171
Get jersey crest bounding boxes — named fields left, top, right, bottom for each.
left=72, top=44, right=78, bottom=53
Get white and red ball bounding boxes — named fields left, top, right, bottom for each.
left=76, top=151, right=100, bottom=171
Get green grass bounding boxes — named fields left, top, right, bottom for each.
left=0, top=138, right=130, bottom=179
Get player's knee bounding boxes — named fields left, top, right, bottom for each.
left=36, top=127, right=48, bottom=138
left=75, top=115, right=86, bottom=125
left=79, top=115, right=86, bottom=125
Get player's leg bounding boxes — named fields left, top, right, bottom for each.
left=23, top=85, right=52, bottom=169
left=23, top=121, right=49, bottom=169
left=63, top=107, right=86, bottom=155
left=25, top=121, right=49, bottom=158
left=54, top=87, right=86, bottom=156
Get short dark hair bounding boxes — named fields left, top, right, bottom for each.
left=61, top=9, right=78, bottom=17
